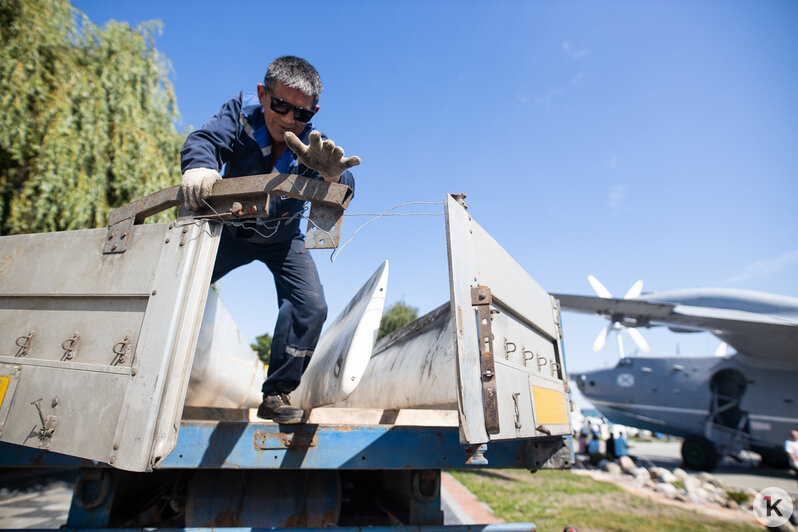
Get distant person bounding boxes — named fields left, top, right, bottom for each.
left=587, top=433, right=600, bottom=455
left=587, top=433, right=602, bottom=466
left=606, top=432, right=616, bottom=460
left=613, top=431, right=629, bottom=459
left=786, top=429, right=798, bottom=486
left=578, top=428, right=588, bottom=454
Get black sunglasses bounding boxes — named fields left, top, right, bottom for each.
left=268, top=93, right=316, bottom=123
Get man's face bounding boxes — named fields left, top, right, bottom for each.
left=257, top=82, right=319, bottom=144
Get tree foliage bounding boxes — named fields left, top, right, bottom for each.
left=0, top=0, right=184, bottom=235
left=251, top=332, right=272, bottom=366
left=377, top=301, right=419, bottom=340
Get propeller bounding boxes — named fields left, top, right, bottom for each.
left=588, top=275, right=650, bottom=358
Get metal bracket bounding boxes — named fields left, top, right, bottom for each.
left=31, top=398, right=56, bottom=446
left=464, top=443, right=488, bottom=465
left=471, top=286, right=500, bottom=435
left=15, top=331, right=34, bottom=357
left=111, top=336, right=132, bottom=366
left=305, top=202, right=344, bottom=248
left=104, top=173, right=353, bottom=254
left=61, top=332, right=80, bottom=361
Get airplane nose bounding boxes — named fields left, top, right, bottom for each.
left=570, top=373, right=586, bottom=391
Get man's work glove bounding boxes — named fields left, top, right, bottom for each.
left=180, top=167, right=221, bottom=211
left=284, top=130, right=361, bottom=182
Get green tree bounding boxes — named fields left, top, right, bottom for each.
left=0, top=0, right=184, bottom=235
left=251, top=332, right=272, bottom=366
left=378, top=301, right=419, bottom=340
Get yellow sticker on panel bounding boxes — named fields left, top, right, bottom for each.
left=0, top=376, right=9, bottom=409
left=532, top=385, right=568, bottom=426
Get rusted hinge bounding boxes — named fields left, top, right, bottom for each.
left=471, top=285, right=500, bottom=435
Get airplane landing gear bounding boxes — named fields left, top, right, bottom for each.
left=681, top=434, right=719, bottom=471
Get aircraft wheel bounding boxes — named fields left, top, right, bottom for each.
left=681, top=434, right=718, bottom=471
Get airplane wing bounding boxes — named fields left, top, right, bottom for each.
left=552, top=293, right=798, bottom=363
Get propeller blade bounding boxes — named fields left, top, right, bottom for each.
left=624, top=280, right=643, bottom=299
left=714, top=342, right=728, bottom=356
left=588, top=275, right=612, bottom=298
left=627, top=327, right=650, bottom=352
left=593, top=324, right=611, bottom=351
left=616, top=332, right=625, bottom=359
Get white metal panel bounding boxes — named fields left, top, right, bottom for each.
left=0, top=220, right=220, bottom=471
left=445, top=195, right=570, bottom=444
left=444, top=198, right=489, bottom=444
left=290, top=261, right=389, bottom=409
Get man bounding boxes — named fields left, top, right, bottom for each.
left=605, top=431, right=616, bottom=460
left=786, top=430, right=798, bottom=486
left=613, top=430, right=628, bottom=459
left=180, top=56, right=360, bottom=424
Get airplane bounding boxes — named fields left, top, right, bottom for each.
left=552, top=276, right=798, bottom=471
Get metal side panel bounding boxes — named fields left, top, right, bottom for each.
left=445, top=195, right=570, bottom=444
left=0, top=221, right=221, bottom=471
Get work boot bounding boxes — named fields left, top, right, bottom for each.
left=257, top=392, right=304, bottom=424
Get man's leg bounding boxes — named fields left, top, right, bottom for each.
left=211, top=229, right=257, bottom=283
left=257, top=236, right=327, bottom=423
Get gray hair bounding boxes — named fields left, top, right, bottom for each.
left=264, top=56, right=322, bottom=106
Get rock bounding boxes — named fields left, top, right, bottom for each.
left=633, top=467, right=650, bottom=482
left=724, top=499, right=739, bottom=510
left=682, top=476, right=700, bottom=491
left=658, top=469, right=677, bottom=483
left=618, top=455, right=636, bottom=474
left=655, top=482, right=678, bottom=496
left=648, top=467, right=677, bottom=483
left=598, top=460, right=622, bottom=476
left=673, top=467, right=689, bottom=481
left=688, top=487, right=710, bottom=504
left=696, top=472, right=714, bottom=481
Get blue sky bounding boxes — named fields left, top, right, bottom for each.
left=73, top=1, right=798, bottom=408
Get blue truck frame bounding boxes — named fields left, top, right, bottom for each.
left=0, top=410, right=573, bottom=530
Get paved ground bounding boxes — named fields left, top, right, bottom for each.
left=0, top=470, right=76, bottom=529
left=628, top=439, right=798, bottom=498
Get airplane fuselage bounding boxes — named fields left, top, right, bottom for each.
left=574, top=354, right=798, bottom=464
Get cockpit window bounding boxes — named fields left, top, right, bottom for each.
left=616, top=358, right=632, bottom=367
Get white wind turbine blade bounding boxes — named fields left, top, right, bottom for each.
left=714, top=342, right=729, bottom=357
left=593, top=324, right=611, bottom=351
left=616, top=329, right=625, bottom=359
left=627, top=327, right=650, bottom=352
left=588, top=275, right=613, bottom=298
left=624, top=280, right=643, bottom=299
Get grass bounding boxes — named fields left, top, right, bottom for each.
left=725, top=490, right=751, bottom=506
left=450, top=469, right=760, bottom=532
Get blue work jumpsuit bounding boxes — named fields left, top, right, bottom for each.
left=181, top=91, right=355, bottom=395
